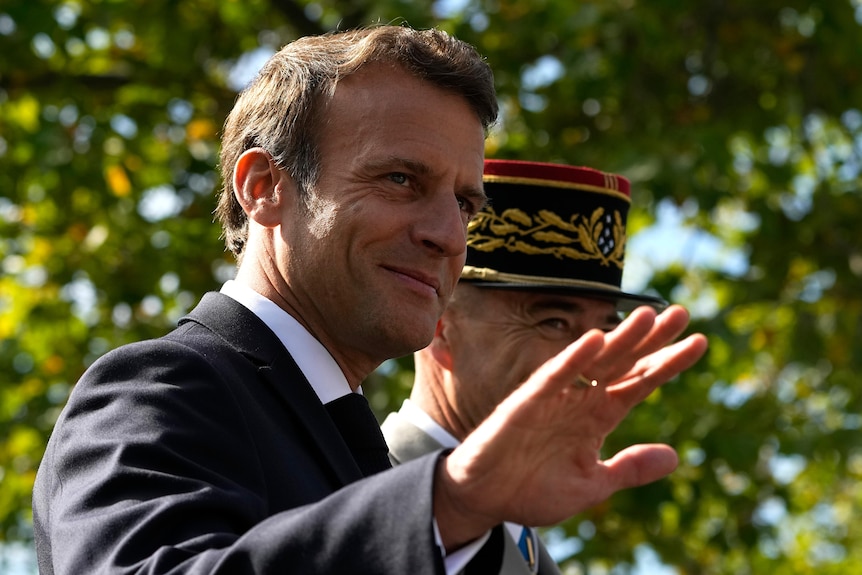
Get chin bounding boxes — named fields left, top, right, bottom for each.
left=386, top=323, right=436, bottom=357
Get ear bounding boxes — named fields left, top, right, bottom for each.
left=233, top=148, right=295, bottom=228
left=426, top=315, right=455, bottom=371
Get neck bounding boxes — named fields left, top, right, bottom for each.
left=410, top=358, right=471, bottom=441
left=233, top=266, right=378, bottom=391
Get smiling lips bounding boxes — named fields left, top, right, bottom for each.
left=385, top=265, right=441, bottom=298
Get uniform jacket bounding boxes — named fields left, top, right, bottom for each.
left=33, top=292, right=446, bottom=575
left=381, top=409, right=562, bottom=575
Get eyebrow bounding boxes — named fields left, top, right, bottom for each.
left=528, top=299, right=586, bottom=314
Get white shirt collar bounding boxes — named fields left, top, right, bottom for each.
left=397, top=399, right=460, bottom=449
left=220, top=280, right=357, bottom=404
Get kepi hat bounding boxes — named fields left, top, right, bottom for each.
left=461, top=159, right=667, bottom=312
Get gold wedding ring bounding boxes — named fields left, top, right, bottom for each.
left=575, top=374, right=598, bottom=389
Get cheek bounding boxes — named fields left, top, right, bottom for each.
left=440, top=266, right=462, bottom=297
left=305, top=207, right=338, bottom=240
left=451, top=251, right=467, bottom=273
left=484, top=345, right=535, bottom=395
left=514, top=343, right=567, bottom=382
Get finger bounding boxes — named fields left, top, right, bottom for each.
left=607, top=305, right=690, bottom=362
left=517, top=329, right=606, bottom=401
left=610, top=333, right=708, bottom=406
left=470, top=330, right=606, bottom=455
left=582, top=307, right=657, bottom=381
left=626, top=304, right=693, bottom=358
left=591, top=305, right=692, bottom=383
left=602, top=443, right=679, bottom=492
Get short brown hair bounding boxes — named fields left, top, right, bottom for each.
left=216, top=25, right=498, bottom=259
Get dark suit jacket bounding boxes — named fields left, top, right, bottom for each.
left=382, top=409, right=562, bottom=575
left=33, top=292, right=446, bottom=574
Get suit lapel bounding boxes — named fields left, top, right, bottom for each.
left=182, top=292, right=363, bottom=486
left=536, top=540, right=560, bottom=575
left=258, top=357, right=364, bottom=485
left=499, top=530, right=533, bottom=575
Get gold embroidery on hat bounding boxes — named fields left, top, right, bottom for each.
left=467, top=207, right=626, bottom=268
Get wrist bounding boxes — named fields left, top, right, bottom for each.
left=432, top=452, right=496, bottom=552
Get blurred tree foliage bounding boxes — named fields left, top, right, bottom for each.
left=1, top=0, right=860, bottom=573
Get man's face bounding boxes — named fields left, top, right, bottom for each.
left=279, top=64, right=486, bottom=372
left=441, top=286, right=621, bottom=433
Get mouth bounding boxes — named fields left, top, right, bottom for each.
left=384, top=265, right=441, bottom=298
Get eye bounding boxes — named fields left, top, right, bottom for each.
left=456, top=195, right=478, bottom=218
left=388, top=172, right=410, bottom=186
left=534, top=317, right=576, bottom=341
left=538, top=318, right=570, bottom=332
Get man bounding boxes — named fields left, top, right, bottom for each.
left=383, top=159, right=673, bottom=574
left=33, top=25, right=707, bottom=575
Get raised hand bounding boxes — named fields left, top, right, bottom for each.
left=433, top=305, right=708, bottom=551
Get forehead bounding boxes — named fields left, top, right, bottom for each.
left=318, top=63, right=486, bottom=179
left=330, top=63, right=467, bottom=117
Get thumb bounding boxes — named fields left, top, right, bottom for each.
left=602, top=444, right=679, bottom=491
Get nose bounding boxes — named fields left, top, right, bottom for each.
left=413, top=191, right=467, bottom=257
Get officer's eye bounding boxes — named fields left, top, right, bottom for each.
left=388, top=173, right=409, bottom=186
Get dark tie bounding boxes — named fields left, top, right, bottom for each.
left=463, top=525, right=504, bottom=575
left=324, top=393, right=392, bottom=477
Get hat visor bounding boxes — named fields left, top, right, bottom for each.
left=459, top=280, right=668, bottom=313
